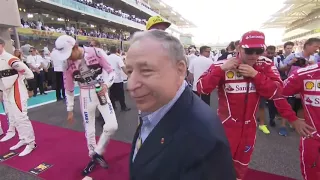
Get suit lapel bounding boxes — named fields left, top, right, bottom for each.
left=132, top=87, right=193, bottom=168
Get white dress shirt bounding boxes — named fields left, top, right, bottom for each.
left=187, top=54, right=197, bottom=68
left=51, top=56, right=65, bottom=72
left=188, top=56, right=214, bottom=91
left=42, top=56, right=51, bottom=69
left=26, top=55, right=44, bottom=71
left=107, top=54, right=125, bottom=83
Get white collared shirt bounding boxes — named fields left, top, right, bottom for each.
left=26, top=55, right=44, bottom=71
left=107, top=54, right=125, bottom=83
left=188, top=56, right=214, bottom=91
left=42, top=56, right=51, bottom=69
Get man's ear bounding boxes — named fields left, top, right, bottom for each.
left=176, top=60, right=187, bottom=77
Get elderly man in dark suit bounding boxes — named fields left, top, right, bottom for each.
left=125, top=30, right=236, bottom=180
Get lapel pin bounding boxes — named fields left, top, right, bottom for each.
left=161, top=138, right=164, bottom=144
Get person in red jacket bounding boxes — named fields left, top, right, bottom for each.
left=196, top=30, right=311, bottom=179
left=281, top=64, right=318, bottom=180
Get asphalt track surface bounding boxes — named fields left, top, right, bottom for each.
left=0, top=90, right=302, bottom=180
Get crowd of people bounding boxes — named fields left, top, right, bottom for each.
left=0, top=14, right=320, bottom=180
left=18, top=0, right=175, bottom=43
left=75, top=0, right=147, bottom=25
left=20, top=18, right=129, bottom=41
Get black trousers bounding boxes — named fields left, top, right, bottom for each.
left=55, top=71, right=65, bottom=100
left=288, top=97, right=302, bottom=115
left=267, top=100, right=277, bottom=122
left=193, top=91, right=210, bottom=106
left=109, top=82, right=127, bottom=109
left=45, top=67, right=54, bottom=87
left=33, top=71, right=45, bottom=95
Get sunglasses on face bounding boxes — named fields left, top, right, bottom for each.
left=244, top=48, right=264, bottom=55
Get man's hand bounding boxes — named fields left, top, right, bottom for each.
left=97, top=84, right=108, bottom=96
left=35, top=69, right=40, bottom=74
left=67, top=111, right=74, bottom=124
left=28, top=91, right=33, bottom=98
left=292, top=119, right=315, bottom=138
left=221, top=59, right=239, bottom=71
left=238, top=64, right=258, bottom=78
left=44, top=68, right=48, bottom=72
left=288, top=58, right=298, bottom=66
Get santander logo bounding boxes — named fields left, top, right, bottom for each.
left=225, top=85, right=234, bottom=91
left=225, top=82, right=256, bottom=93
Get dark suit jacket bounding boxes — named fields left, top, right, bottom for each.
left=130, top=87, right=236, bottom=180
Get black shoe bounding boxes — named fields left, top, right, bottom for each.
left=82, top=159, right=96, bottom=176
left=269, top=120, right=276, bottom=127
left=92, top=153, right=109, bottom=169
left=121, top=107, right=131, bottom=112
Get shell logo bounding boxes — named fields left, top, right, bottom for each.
left=226, top=71, right=234, bottom=79
left=305, top=81, right=314, bottom=90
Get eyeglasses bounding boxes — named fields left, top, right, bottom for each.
left=244, top=48, right=264, bottom=55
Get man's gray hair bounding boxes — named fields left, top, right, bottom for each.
left=130, top=30, right=187, bottom=63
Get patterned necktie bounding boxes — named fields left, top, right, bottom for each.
left=135, top=117, right=143, bottom=152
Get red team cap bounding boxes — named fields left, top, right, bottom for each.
left=239, top=31, right=266, bottom=48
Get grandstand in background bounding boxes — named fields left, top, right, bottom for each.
left=262, top=0, right=320, bottom=51
left=14, top=0, right=195, bottom=50
left=180, top=33, right=194, bottom=46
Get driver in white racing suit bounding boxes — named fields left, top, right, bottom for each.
left=0, top=38, right=36, bottom=157
left=51, top=35, right=118, bottom=176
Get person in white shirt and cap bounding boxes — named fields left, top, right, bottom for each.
left=188, top=45, right=213, bottom=105
left=107, top=46, right=131, bottom=112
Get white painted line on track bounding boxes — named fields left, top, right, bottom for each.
left=0, top=93, right=80, bottom=115
left=29, top=93, right=80, bottom=109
